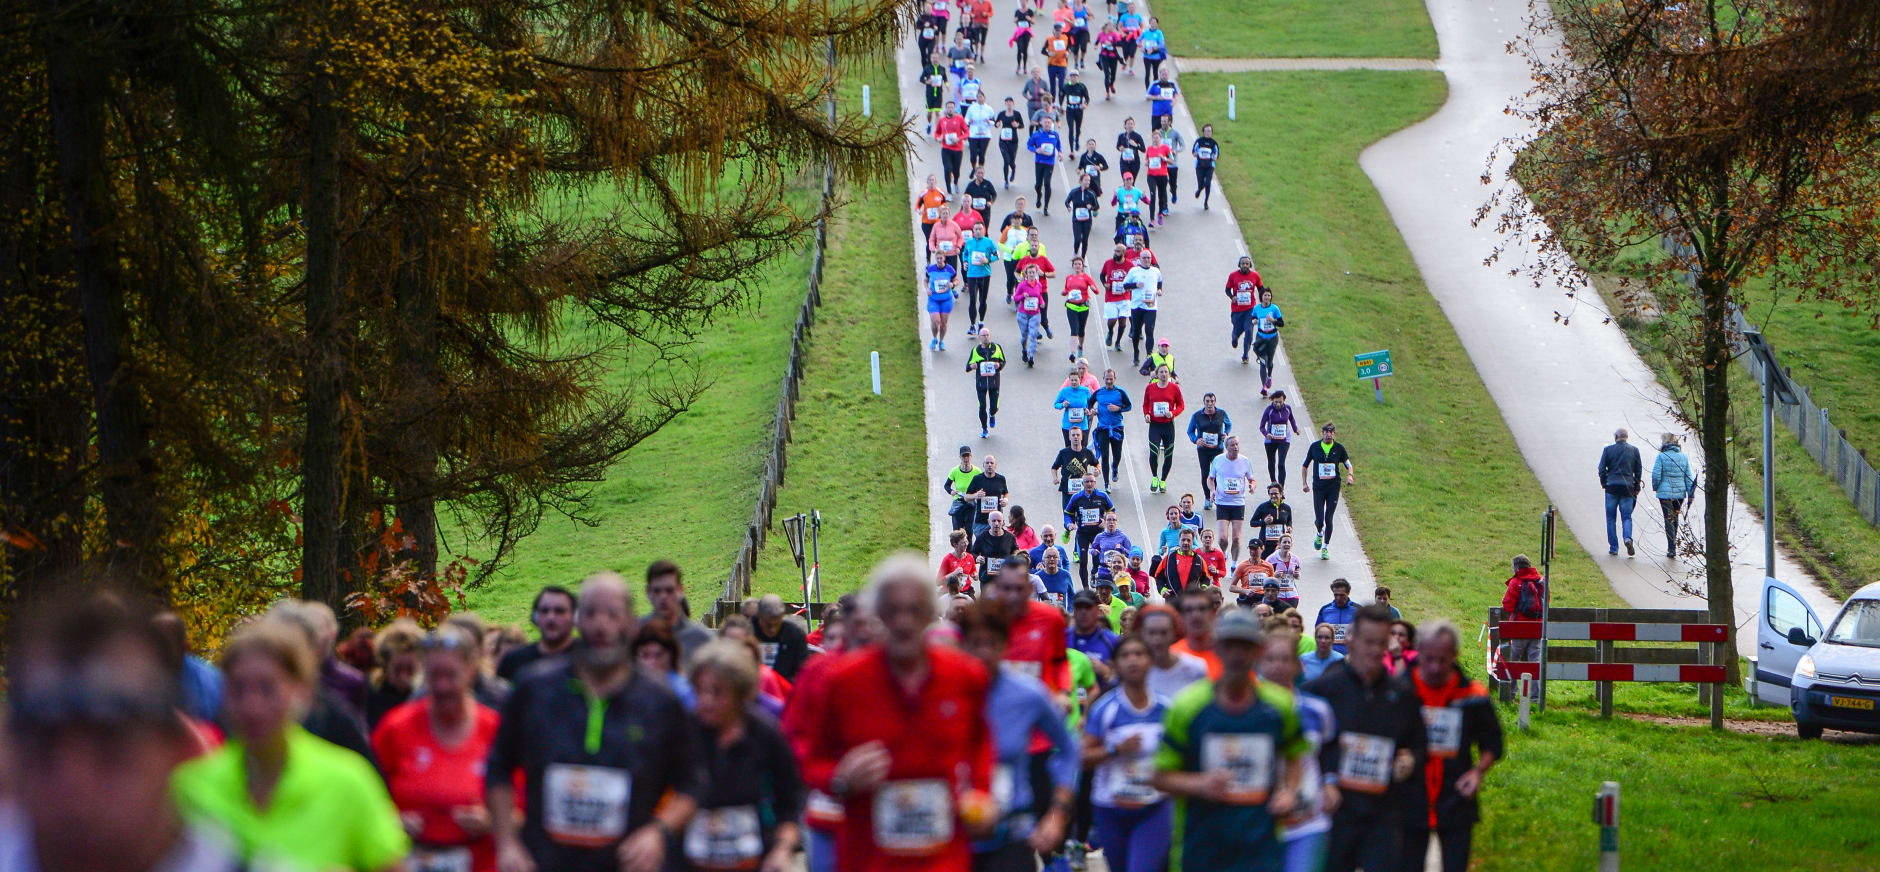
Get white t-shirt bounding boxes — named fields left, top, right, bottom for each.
left=1146, top=652, right=1210, bottom=700
left=1125, top=266, right=1162, bottom=309
left=964, top=102, right=997, bottom=138
left=1209, top=454, right=1257, bottom=507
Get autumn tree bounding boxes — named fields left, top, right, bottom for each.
left=1489, top=0, right=1880, bottom=679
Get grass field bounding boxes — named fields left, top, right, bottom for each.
left=1150, top=0, right=1437, bottom=59
left=749, top=60, right=929, bottom=605
left=1187, top=70, right=1616, bottom=625
left=1477, top=706, right=1880, bottom=871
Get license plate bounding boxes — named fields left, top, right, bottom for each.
left=1829, top=696, right=1875, bottom=711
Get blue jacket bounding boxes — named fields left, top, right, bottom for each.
left=1091, top=386, right=1132, bottom=429
left=978, top=668, right=1079, bottom=848
left=963, top=235, right=1001, bottom=278
left=1028, top=129, right=1064, bottom=165
left=1314, top=601, right=1360, bottom=654
left=1652, top=444, right=1695, bottom=499
left=1055, top=384, right=1095, bottom=431
left=1186, top=407, right=1232, bottom=444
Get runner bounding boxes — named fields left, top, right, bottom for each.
left=1031, top=524, right=1073, bottom=569
left=1257, top=391, right=1300, bottom=491
left=1153, top=610, right=1307, bottom=872
left=1089, top=513, right=1134, bottom=581
left=916, top=174, right=949, bottom=258
left=1114, top=118, right=1145, bottom=185
left=1248, top=483, right=1293, bottom=562
left=1138, top=18, right=1167, bottom=89
left=1124, top=251, right=1163, bottom=365
left=967, top=330, right=1008, bottom=438
left=1254, top=630, right=1337, bottom=872
left=1187, top=393, right=1231, bottom=508
left=1094, top=22, right=1122, bottom=99
left=1205, top=435, right=1256, bottom=566
left=927, top=0, right=951, bottom=45
left=995, top=99, right=1027, bottom=187
left=1064, top=471, right=1115, bottom=585
left=372, top=625, right=499, bottom=872
left=1250, top=288, right=1285, bottom=396
left=1090, top=368, right=1132, bottom=485
left=496, top=586, right=576, bottom=681
left=1143, top=130, right=1171, bottom=224
left=1303, top=605, right=1427, bottom=872
left=1042, top=22, right=1073, bottom=100
left=965, top=96, right=997, bottom=168
left=1027, top=117, right=1063, bottom=215
left=968, top=0, right=994, bottom=59
left=1061, top=256, right=1098, bottom=359
left=1014, top=264, right=1050, bottom=366
left=1142, top=364, right=1183, bottom=494
left=1404, top=621, right=1503, bottom=872
left=781, top=598, right=879, bottom=872
left=997, top=198, right=1036, bottom=302
left=681, top=640, right=805, bottom=872
left=1082, top=635, right=1173, bottom=872
left=961, top=223, right=1000, bottom=335
left=965, top=165, right=998, bottom=218
left=936, top=102, right=970, bottom=192
left=1137, top=606, right=1208, bottom=698
left=1153, top=528, right=1214, bottom=596
left=485, top=573, right=700, bottom=872
left=752, top=595, right=811, bottom=681
left=1076, top=139, right=1109, bottom=195
left=1109, top=172, right=1146, bottom=237
left=1298, top=423, right=1353, bottom=559
left=947, top=31, right=974, bottom=81
left=1116, top=1, right=1142, bottom=74
left=1312, top=579, right=1359, bottom=655
left=1145, top=69, right=1178, bottom=133
left=800, top=556, right=996, bottom=872
left=1224, top=256, right=1261, bottom=364
left=1161, top=123, right=1183, bottom=207
left=1015, top=227, right=1058, bottom=339
left=1036, top=545, right=1078, bottom=613
left=931, top=204, right=966, bottom=272
left=1191, top=124, right=1219, bottom=209
left=967, top=454, right=1012, bottom=537
left=1010, top=4, right=1035, bottom=75
left=919, top=51, right=948, bottom=134
left=1063, top=175, right=1100, bottom=261
left=1195, top=527, right=1230, bottom=582
left=1054, top=364, right=1095, bottom=446
left=972, top=509, right=1020, bottom=589
left=1268, top=535, right=1304, bottom=609
left=1068, top=0, right=1092, bottom=65
left=926, top=248, right=963, bottom=352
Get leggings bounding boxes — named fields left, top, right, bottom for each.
left=1265, top=441, right=1290, bottom=489
left=1194, top=162, right=1215, bottom=205
left=967, top=274, right=992, bottom=324
left=1015, top=34, right=1032, bottom=70
left=1147, top=175, right=1168, bottom=219
left=1075, top=526, right=1100, bottom=585
left=1100, top=54, right=1119, bottom=92
left=1094, top=427, right=1125, bottom=486
left=1398, top=825, right=1473, bottom=872
left=1035, top=162, right=1055, bottom=205
left=1000, top=139, right=1019, bottom=182
left=921, top=222, right=937, bottom=259
left=1312, top=483, right=1341, bottom=544
left=1129, top=308, right=1157, bottom=358
left=1066, top=109, right=1084, bottom=145
left=1147, top=421, right=1175, bottom=480
left=1071, top=219, right=1092, bottom=258
left=1072, top=30, right=1089, bottom=64
left=977, top=384, right=1001, bottom=428
left=1066, top=306, right=1089, bottom=340
left=1196, top=446, right=1223, bottom=499
left=1048, top=64, right=1067, bottom=100
left=1282, top=829, right=1327, bottom=872
left=970, top=137, right=991, bottom=166
left=942, top=148, right=964, bottom=189
left=1143, top=57, right=1163, bottom=83
left=1254, top=336, right=1279, bottom=387
left=1091, top=802, right=1173, bottom=872
left=1004, top=259, right=1020, bottom=300
left=1230, top=310, right=1255, bottom=360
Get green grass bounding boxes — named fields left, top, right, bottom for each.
left=1151, top=0, right=1437, bottom=59
left=1750, top=288, right=1880, bottom=465
left=1477, top=707, right=1880, bottom=871
left=1188, top=70, right=1615, bottom=625
left=749, top=60, right=929, bottom=606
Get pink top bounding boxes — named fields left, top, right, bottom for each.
left=1061, top=373, right=1101, bottom=391
left=928, top=220, right=965, bottom=257
left=1014, top=280, right=1049, bottom=315
left=1014, top=526, right=1041, bottom=551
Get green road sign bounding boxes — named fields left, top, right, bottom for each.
left=1355, top=349, right=1394, bottom=380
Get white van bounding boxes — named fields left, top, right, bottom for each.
left=1754, top=577, right=1880, bottom=739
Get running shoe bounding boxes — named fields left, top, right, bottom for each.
left=1044, top=326, right=1054, bottom=338
left=1068, top=350, right=1077, bottom=362
left=929, top=338, right=938, bottom=351
left=938, top=340, right=947, bottom=350
left=1204, top=498, right=1213, bottom=510
left=1259, top=386, right=1268, bottom=397
left=1320, top=546, right=1330, bottom=560
left=981, top=427, right=989, bottom=438
left=989, top=415, right=997, bottom=428
left=1314, top=533, right=1323, bottom=550
left=1068, top=842, right=1087, bottom=872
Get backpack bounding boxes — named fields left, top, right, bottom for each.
left=1515, top=576, right=1544, bottom=619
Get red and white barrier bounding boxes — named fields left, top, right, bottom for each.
left=1500, top=661, right=1726, bottom=683
left=1497, top=620, right=1727, bottom=643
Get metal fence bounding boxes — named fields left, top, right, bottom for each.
left=1732, top=311, right=1880, bottom=529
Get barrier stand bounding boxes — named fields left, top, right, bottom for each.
left=1594, top=781, right=1620, bottom=871
left=1491, top=606, right=1728, bottom=729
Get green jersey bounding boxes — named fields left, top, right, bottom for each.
left=1156, top=680, right=1308, bottom=872
left=1067, top=649, right=1098, bottom=732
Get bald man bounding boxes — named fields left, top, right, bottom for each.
left=1597, top=427, right=1643, bottom=555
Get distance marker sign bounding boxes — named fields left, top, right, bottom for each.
left=1355, top=349, right=1393, bottom=403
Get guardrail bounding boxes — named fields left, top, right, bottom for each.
left=1488, top=606, right=1727, bottom=729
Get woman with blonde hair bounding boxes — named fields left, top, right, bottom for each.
left=682, top=640, right=805, bottom=872
left=365, top=618, right=425, bottom=730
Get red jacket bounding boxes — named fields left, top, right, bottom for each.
left=935, top=115, right=970, bottom=151
left=1500, top=566, right=1545, bottom=619
left=1143, top=380, right=1184, bottom=423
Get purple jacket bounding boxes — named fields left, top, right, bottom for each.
left=1259, top=403, right=1301, bottom=443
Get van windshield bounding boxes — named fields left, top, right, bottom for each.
left=1825, top=599, right=1880, bottom=648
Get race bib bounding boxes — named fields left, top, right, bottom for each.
left=1202, top=733, right=1275, bottom=804
left=1423, top=706, right=1464, bottom=758
left=544, top=763, right=631, bottom=847
left=963, top=83, right=980, bottom=99
left=944, top=133, right=959, bottom=145
left=1147, top=156, right=1163, bottom=169
left=873, top=780, right=954, bottom=856
left=940, top=240, right=956, bottom=253
left=929, top=278, right=950, bottom=296
left=1110, top=280, right=1125, bottom=294
left=986, top=556, right=1004, bottom=575
left=973, top=196, right=988, bottom=209
left=1067, top=407, right=1087, bottom=423
left=1267, top=423, right=1289, bottom=440
left=1037, top=143, right=1056, bottom=156
left=922, top=26, right=936, bottom=38
left=1259, top=316, right=1277, bottom=333
left=1120, top=148, right=1136, bottom=161
left=980, top=495, right=1000, bottom=512
left=1074, top=207, right=1091, bottom=220
left=1152, top=401, right=1170, bottom=417
left=1235, top=291, right=1252, bottom=306
left=1200, top=432, right=1219, bottom=448
left=410, top=847, right=472, bottom=872
left=1085, top=165, right=1100, bottom=176
left=1004, top=659, right=1044, bottom=680
left=1067, top=95, right=1083, bottom=106
left=1023, top=296, right=1041, bottom=313
left=1100, top=725, right=1164, bottom=807
left=685, top=806, right=764, bottom=871
left=1221, top=477, right=1241, bottom=495
left=1197, top=147, right=1214, bottom=159
left=1332, top=623, right=1350, bottom=644
left=925, top=207, right=941, bottom=221
left=806, top=790, right=846, bottom=826
left=971, top=252, right=989, bottom=265
left=1067, top=286, right=1086, bottom=303
left=1317, top=462, right=1336, bottom=480
left=1078, top=507, right=1101, bottom=525
left=1264, top=523, right=1283, bottom=541
left=760, top=642, right=780, bottom=666
left=1337, top=733, right=1395, bottom=795
left=979, top=361, right=999, bottom=376
left=1000, top=128, right=1015, bottom=141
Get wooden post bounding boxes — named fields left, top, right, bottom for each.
left=1597, top=609, right=1614, bottom=718
left=1697, top=641, right=1712, bottom=707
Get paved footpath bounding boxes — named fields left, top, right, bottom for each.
left=1360, top=0, right=1840, bottom=649
left=903, top=4, right=1377, bottom=611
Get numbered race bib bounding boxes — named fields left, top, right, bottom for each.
left=970, top=252, right=989, bottom=265
left=1111, top=280, right=1125, bottom=294
left=760, top=642, right=780, bottom=666
left=1120, top=148, right=1136, bottom=161
left=986, top=557, right=1004, bottom=575
left=1067, top=286, right=1086, bottom=303
left=1197, top=147, right=1215, bottom=159
left=1100, top=724, right=1164, bottom=807
left=1317, top=462, right=1336, bottom=480
left=1085, top=164, right=1100, bottom=176
left=806, top=790, right=847, bottom=826
left=922, top=26, right=936, bottom=38
left=1152, top=401, right=1170, bottom=417
left=1264, top=523, right=1283, bottom=541
left=1074, top=207, right=1091, bottom=220
left=1067, top=407, right=1087, bottom=423
left=1259, top=316, right=1277, bottom=333
left=925, top=207, right=941, bottom=221
left=944, top=132, right=959, bottom=145
left=1235, top=291, right=1252, bottom=306
left=544, top=763, right=631, bottom=847
left=930, top=278, right=950, bottom=296
left=972, top=196, right=988, bottom=209
left=1147, top=157, right=1163, bottom=170
left=1332, top=623, right=1351, bottom=644
left=1023, top=296, right=1041, bottom=313
left=410, top=847, right=472, bottom=872
left=1267, top=423, right=1288, bottom=440
left=940, top=240, right=956, bottom=253
left=1078, top=507, right=1101, bottom=525
left=1202, top=733, right=1275, bottom=804
left=1037, top=143, right=1056, bottom=156
left=1000, top=128, right=1015, bottom=140
left=685, top=807, right=764, bottom=871
left=1200, top=432, right=1219, bottom=448
left=980, top=495, right=1000, bottom=512
left=1221, top=477, right=1241, bottom=495
left=1337, top=733, right=1395, bottom=795
left=1423, top=706, right=1464, bottom=758
left=963, top=83, right=980, bottom=100
left=873, top=780, right=954, bottom=856
left=979, top=361, right=1000, bottom=376
left=1067, top=95, right=1083, bottom=106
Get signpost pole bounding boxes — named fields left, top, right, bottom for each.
left=1372, top=377, right=1382, bottom=403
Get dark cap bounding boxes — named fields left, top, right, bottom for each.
left=1073, top=590, right=1101, bottom=607
left=959, top=445, right=973, bottom=455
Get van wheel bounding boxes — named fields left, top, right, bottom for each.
left=1796, top=721, right=1824, bottom=740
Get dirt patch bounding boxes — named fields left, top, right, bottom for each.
left=1619, top=711, right=1880, bottom=744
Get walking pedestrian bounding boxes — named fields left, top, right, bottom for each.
left=1597, top=428, right=1643, bottom=555
left=1651, top=432, right=1694, bottom=558
left=1497, top=555, right=1545, bottom=667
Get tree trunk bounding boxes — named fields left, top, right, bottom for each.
left=1697, top=270, right=1740, bottom=685
left=392, top=221, right=440, bottom=577
left=300, top=55, right=348, bottom=609
left=39, top=3, right=164, bottom=598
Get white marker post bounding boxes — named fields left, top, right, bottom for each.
left=1227, top=84, right=1236, bottom=121
left=862, top=85, right=871, bottom=117
left=1517, top=673, right=1533, bottom=731
left=871, top=351, right=882, bottom=394
left=1593, top=782, right=1620, bottom=872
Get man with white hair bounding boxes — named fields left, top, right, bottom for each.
left=801, top=555, right=996, bottom=872
left=753, top=593, right=811, bottom=681
left=783, top=583, right=884, bottom=872
left=488, top=572, right=704, bottom=872
left=971, top=509, right=1019, bottom=589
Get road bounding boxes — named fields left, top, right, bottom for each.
left=902, top=3, right=1378, bottom=613
left=1358, top=0, right=1842, bottom=653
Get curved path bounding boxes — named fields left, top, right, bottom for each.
left=901, top=7, right=1377, bottom=611
left=1360, top=0, right=1840, bottom=652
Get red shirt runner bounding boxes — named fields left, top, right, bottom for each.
left=1144, top=380, right=1185, bottom=423
left=1225, top=268, right=1262, bottom=312
left=372, top=699, right=503, bottom=872
left=1144, top=144, right=1172, bottom=176
left=1062, top=272, right=1098, bottom=307
left=936, top=115, right=969, bottom=151
left=1099, top=258, right=1133, bottom=303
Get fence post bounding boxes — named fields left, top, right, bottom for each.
left=1594, top=782, right=1621, bottom=872
left=1596, top=609, right=1613, bottom=718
